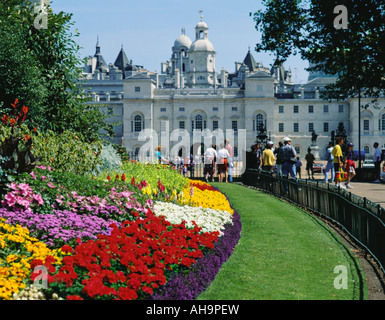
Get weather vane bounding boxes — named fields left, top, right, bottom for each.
left=199, top=9, right=203, bottom=21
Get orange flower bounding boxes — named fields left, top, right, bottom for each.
left=1, top=114, right=9, bottom=125
left=11, top=99, right=19, bottom=109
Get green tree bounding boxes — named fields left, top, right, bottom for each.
left=251, top=0, right=385, bottom=100
left=0, top=0, right=114, bottom=141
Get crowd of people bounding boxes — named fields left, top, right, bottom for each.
left=246, top=137, right=385, bottom=189
left=154, top=137, right=385, bottom=187
left=154, top=140, right=235, bottom=183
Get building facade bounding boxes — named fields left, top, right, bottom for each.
left=81, top=18, right=385, bottom=161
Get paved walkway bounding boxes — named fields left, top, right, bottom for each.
left=336, top=181, right=385, bottom=208
left=298, top=167, right=385, bottom=209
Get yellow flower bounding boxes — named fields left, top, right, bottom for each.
left=0, top=219, right=63, bottom=300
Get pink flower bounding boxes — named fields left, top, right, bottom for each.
left=30, top=172, right=36, bottom=180
left=47, top=182, right=56, bottom=189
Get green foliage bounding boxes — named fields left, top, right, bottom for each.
left=0, top=100, right=39, bottom=189
left=0, top=0, right=114, bottom=140
left=98, top=162, right=189, bottom=193
left=111, top=143, right=131, bottom=162
left=252, top=0, right=385, bottom=101
left=31, top=130, right=102, bottom=175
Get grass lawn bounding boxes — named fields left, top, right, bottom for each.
left=198, top=183, right=367, bottom=300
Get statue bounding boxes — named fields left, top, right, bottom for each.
left=311, top=130, right=318, bottom=145
left=310, top=130, right=320, bottom=160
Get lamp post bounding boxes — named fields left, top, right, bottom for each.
left=256, top=122, right=269, bottom=148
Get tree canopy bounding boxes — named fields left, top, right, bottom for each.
left=251, top=0, right=385, bottom=101
left=0, top=0, right=114, bottom=141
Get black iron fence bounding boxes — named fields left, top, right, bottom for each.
left=242, top=169, right=385, bottom=274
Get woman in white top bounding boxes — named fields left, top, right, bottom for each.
left=217, top=143, right=230, bottom=182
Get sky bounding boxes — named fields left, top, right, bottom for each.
left=51, top=0, right=310, bottom=83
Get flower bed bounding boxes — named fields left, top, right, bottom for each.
left=0, top=163, right=241, bottom=300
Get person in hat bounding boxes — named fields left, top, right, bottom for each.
left=344, top=142, right=356, bottom=188
left=278, top=137, right=297, bottom=179
left=262, top=141, right=275, bottom=172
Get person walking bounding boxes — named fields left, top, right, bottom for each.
left=204, top=144, right=217, bottom=182
left=373, top=142, right=382, bottom=183
left=324, top=141, right=335, bottom=183
left=295, top=157, right=302, bottom=179
left=225, top=139, right=234, bottom=182
left=254, top=143, right=262, bottom=170
left=217, top=143, right=230, bottom=182
left=279, top=137, right=297, bottom=178
left=332, top=137, right=345, bottom=189
left=344, top=143, right=356, bottom=188
left=262, top=141, right=275, bottom=172
left=275, top=141, right=284, bottom=177
left=305, top=148, right=315, bottom=179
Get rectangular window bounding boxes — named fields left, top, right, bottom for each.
left=324, top=122, right=329, bottom=132
left=213, top=121, right=218, bottom=130
left=364, top=119, right=370, bottom=131
left=179, top=121, right=185, bottom=129
left=213, top=107, right=218, bottom=112
left=279, top=106, right=284, bottom=113
left=324, top=105, right=329, bottom=113
left=232, top=121, right=238, bottom=132
left=279, top=123, right=284, bottom=132
left=135, top=87, right=141, bottom=92
left=339, top=105, right=344, bottom=113
left=232, top=107, right=238, bottom=112
left=309, top=122, right=314, bottom=132
left=257, top=85, right=262, bottom=92
left=179, top=107, right=185, bottom=112
left=293, top=123, right=299, bottom=132
left=160, top=108, right=166, bottom=112
left=308, top=105, right=314, bottom=113
left=293, top=105, right=299, bottom=113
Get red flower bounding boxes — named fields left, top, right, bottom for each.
left=1, top=114, right=9, bottom=125
left=107, top=175, right=111, bottom=181
left=121, top=173, right=126, bottom=182
left=67, top=295, right=83, bottom=300
left=61, top=245, right=73, bottom=253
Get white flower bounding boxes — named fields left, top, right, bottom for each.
left=153, top=201, right=233, bottom=236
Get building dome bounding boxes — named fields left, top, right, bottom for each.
left=190, top=38, right=215, bottom=52
left=174, top=33, right=192, bottom=50
left=196, top=21, right=208, bottom=29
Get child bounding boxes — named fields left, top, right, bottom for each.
left=344, top=143, right=356, bottom=189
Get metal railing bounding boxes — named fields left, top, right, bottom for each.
left=242, top=169, right=385, bottom=274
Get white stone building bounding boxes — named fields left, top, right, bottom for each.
left=81, top=18, right=385, bottom=161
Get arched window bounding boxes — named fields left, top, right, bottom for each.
left=234, top=146, right=238, bottom=158
left=134, top=115, right=143, bottom=132
left=254, top=114, right=264, bottom=131
left=195, top=115, right=203, bottom=130
left=364, top=146, right=370, bottom=154
left=191, top=112, right=207, bottom=130
left=295, top=146, right=301, bottom=155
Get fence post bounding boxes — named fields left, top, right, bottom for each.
left=363, top=197, right=367, bottom=209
